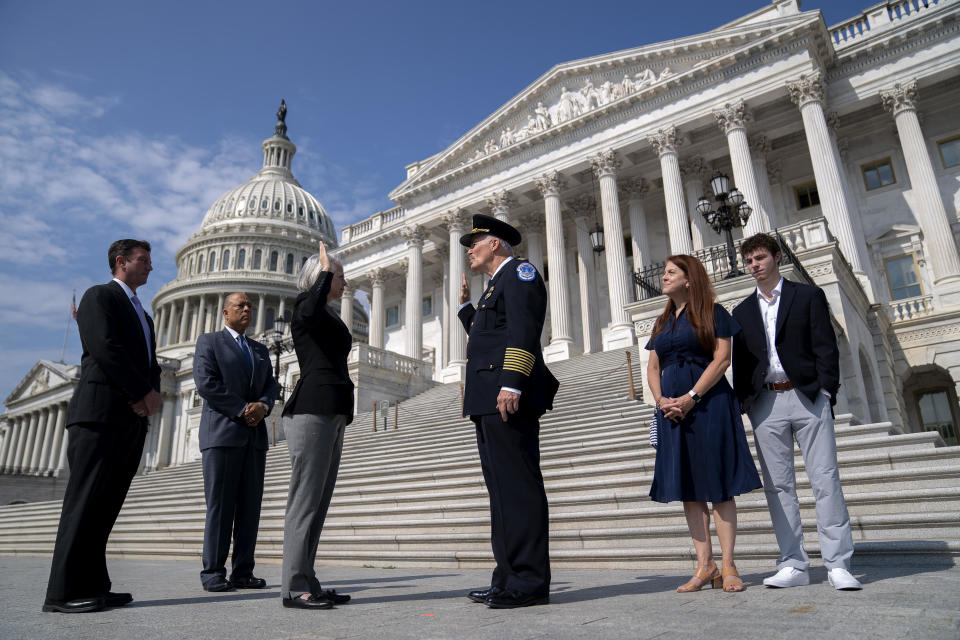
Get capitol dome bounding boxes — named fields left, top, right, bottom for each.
left=152, top=102, right=338, bottom=356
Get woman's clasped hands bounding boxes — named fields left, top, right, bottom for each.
left=658, top=394, right=696, bottom=422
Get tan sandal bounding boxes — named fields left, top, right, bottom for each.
left=677, top=564, right=721, bottom=592
left=722, top=565, right=744, bottom=592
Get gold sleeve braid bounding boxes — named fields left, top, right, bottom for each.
left=503, top=347, right=535, bottom=376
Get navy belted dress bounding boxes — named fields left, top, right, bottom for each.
left=645, top=304, right=761, bottom=504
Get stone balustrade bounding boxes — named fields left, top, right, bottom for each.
left=341, top=206, right=405, bottom=243
left=830, top=0, right=954, bottom=49
left=349, top=342, right=432, bottom=379
left=887, top=294, right=935, bottom=323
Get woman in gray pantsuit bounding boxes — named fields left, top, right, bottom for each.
left=280, top=241, right=355, bottom=610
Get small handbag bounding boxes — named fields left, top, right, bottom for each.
left=649, top=408, right=661, bottom=449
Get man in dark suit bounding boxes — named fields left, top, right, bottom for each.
left=457, top=214, right=559, bottom=609
left=732, top=233, right=861, bottom=591
left=44, top=239, right=162, bottom=613
left=193, top=292, right=278, bottom=592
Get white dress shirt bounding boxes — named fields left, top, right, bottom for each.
left=757, top=277, right=788, bottom=384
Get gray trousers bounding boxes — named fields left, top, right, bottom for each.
left=749, top=389, right=854, bottom=571
left=281, top=413, right=346, bottom=599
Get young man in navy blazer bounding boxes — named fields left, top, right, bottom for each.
left=732, top=234, right=861, bottom=591
left=193, top=293, right=278, bottom=592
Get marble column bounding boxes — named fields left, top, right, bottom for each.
left=16, top=412, right=38, bottom=474
left=255, top=294, right=266, bottom=335
left=165, top=302, right=178, bottom=348
left=486, top=190, right=512, bottom=223
left=156, top=394, right=176, bottom=469
left=178, top=297, right=192, bottom=345
left=881, top=80, right=960, bottom=289
left=278, top=297, right=287, bottom=324
left=36, top=405, right=58, bottom=474
left=155, top=305, right=167, bottom=347
left=45, top=403, right=66, bottom=476
left=713, top=100, right=769, bottom=235
left=27, top=409, right=48, bottom=473
left=368, top=268, right=386, bottom=349
left=2, top=418, right=21, bottom=472
left=748, top=134, right=779, bottom=229
left=679, top=156, right=714, bottom=250
left=535, top=171, right=577, bottom=360
left=443, top=210, right=468, bottom=373
left=213, top=294, right=225, bottom=332
left=589, top=150, right=635, bottom=347
left=523, top=214, right=545, bottom=272
left=403, top=225, right=425, bottom=359
left=786, top=74, right=866, bottom=276
left=340, top=283, right=355, bottom=337
left=623, top=177, right=652, bottom=273
left=571, top=198, right=601, bottom=353
left=195, top=297, right=207, bottom=339
left=649, top=126, right=693, bottom=255
left=54, top=421, right=69, bottom=477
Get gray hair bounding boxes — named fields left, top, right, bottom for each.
left=297, top=252, right=342, bottom=292
left=486, top=234, right=514, bottom=257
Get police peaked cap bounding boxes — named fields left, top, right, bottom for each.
left=459, top=214, right=522, bottom=247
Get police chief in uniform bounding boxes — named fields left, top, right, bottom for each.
left=457, top=214, right=559, bottom=609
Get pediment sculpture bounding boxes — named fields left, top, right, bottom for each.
left=459, top=66, right=679, bottom=167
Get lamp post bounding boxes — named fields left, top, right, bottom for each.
left=269, top=315, right=288, bottom=401
left=696, top=171, right=753, bottom=278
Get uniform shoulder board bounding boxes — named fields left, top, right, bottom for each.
left=516, top=262, right=536, bottom=282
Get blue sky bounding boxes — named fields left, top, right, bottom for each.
left=0, top=0, right=871, bottom=404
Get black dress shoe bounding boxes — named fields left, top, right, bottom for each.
left=486, top=589, right=549, bottom=609
left=104, top=592, right=133, bottom=607
left=282, top=594, right=334, bottom=610
left=231, top=576, right=267, bottom=589
left=42, top=597, right=106, bottom=613
left=317, top=589, right=350, bottom=604
left=203, top=578, right=235, bottom=592
left=467, top=586, right=503, bottom=603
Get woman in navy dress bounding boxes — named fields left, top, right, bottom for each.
left=646, top=255, right=761, bottom=593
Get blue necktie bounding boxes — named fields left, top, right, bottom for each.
left=237, top=334, right=254, bottom=372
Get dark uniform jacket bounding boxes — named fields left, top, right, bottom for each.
left=457, top=257, right=559, bottom=418
left=67, top=281, right=161, bottom=428
left=732, top=278, right=840, bottom=415
left=282, top=271, right=356, bottom=424
left=193, top=328, right=277, bottom=452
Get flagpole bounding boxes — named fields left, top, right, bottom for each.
left=60, top=290, right=76, bottom=364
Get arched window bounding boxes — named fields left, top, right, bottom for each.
left=286, top=203, right=292, bottom=213
left=221, top=249, right=230, bottom=270
left=285, top=253, right=294, bottom=274
left=249, top=198, right=255, bottom=209
left=274, top=200, right=281, bottom=210
left=208, top=252, right=217, bottom=272
left=253, top=249, right=262, bottom=270
left=237, top=249, right=246, bottom=270
left=265, top=307, right=275, bottom=330
left=189, top=256, right=195, bottom=274
left=261, top=199, right=268, bottom=209
left=269, top=251, right=278, bottom=271
left=301, top=256, right=308, bottom=268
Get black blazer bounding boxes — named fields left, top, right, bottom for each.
left=458, top=258, right=559, bottom=418
left=282, top=272, right=355, bottom=423
left=193, top=329, right=278, bottom=451
left=732, top=278, right=840, bottom=414
left=66, top=281, right=161, bottom=427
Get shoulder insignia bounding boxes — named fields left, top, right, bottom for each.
left=516, top=262, right=536, bottom=282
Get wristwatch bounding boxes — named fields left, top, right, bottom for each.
left=687, top=390, right=702, bottom=404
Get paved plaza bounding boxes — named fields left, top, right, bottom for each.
left=0, top=556, right=957, bottom=639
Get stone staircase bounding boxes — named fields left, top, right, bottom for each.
left=1, top=349, right=958, bottom=570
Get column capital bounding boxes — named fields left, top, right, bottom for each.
left=568, top=193, right=595, bottom=220
left=588, top=149, right=620, bottom=179
left=748, top=133, right=770, bottom=155
left=713, top=100, right=752, bottom=134
left=786, top=73, right=824, bottom=108
left=766, top=159, right=783, bottom=183
left=398, top=258, right=409, bottom=277
left=368, top=267, right=387, bottom=287
left=485, top=190, right=513, bottom=214
left=341, top=282, right=356, bottom=298
left=679, top=155, right=708, bottom=182
left=518, top=213, right=545, bottom=234
left=620, top=176, right=650, bottom=201
left=647, top=126, right=681, bottom=157
left=401, top=224, right=426, bottom=247
left=441, top=208, right=468, bottom=232
left=535, top=170, right=566, bottom=198
left=880, top=80, right=919, bottom=117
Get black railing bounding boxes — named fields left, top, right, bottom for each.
left=633, top=231, right=815, bottom=300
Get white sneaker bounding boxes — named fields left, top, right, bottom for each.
left=827, top=568, right=862, bottom=590
left=763, top=567, right=810, bottom=588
